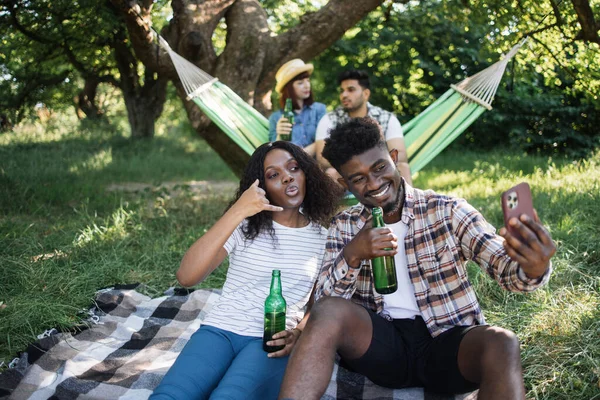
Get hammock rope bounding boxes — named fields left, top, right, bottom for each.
left=450, top=38, right=526, bottom=110
left=158, top=36, right=269, bottom=156
left=403, top=38, right=528, bottom=173
left=158, top=34, right=527, bottom=174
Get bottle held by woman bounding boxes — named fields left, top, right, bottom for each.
left=263, top=270, right=286, bottom=353
left=279, top=99, right=294, bottom=141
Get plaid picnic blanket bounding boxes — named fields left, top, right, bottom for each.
left=0, top=285, right=477, bottom=400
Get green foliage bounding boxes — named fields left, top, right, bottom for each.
left=463, top=81, right=600, bottom=158
left=259, top=0, right=326, bottom=33
left=0, top=0, right=172, bottom=127
left=312, top=0, right=600, bottom=157
left=0, top=0, right=119, bottom=122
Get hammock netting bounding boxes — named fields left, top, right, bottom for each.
left=159, top=35, right=527, bottom=175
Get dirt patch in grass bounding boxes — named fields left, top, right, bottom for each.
left=106, top=180, right=238, bottom=198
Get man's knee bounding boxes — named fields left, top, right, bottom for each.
left=482, top=327, right=521, bottom=363
left=306, top=297, right=356, bottom=334
left=310, top=297, right=354, bottom=318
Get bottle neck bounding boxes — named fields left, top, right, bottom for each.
left=372, top=208, right=385, bottom=228
left=270, top=273, right=282, bottom=295
left=373, top=214, right=384, bottom=228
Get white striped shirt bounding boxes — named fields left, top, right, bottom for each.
left=201, top=220, right=327, bottom=337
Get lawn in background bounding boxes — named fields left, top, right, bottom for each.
left=0, top=114, right=598, bottom=399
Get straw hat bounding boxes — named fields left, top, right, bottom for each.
left=275, top=59, right=314, bottom=93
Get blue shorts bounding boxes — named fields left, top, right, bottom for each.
left=151, top=324, right=289, bottom=400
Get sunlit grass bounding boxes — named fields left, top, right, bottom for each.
left=0, top=118, right=599, bottom=398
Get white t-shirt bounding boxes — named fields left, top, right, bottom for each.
left=381, top=220, right=421, bottom=320
left=201, top=220, right=327, bottom=337
left=315, top=112, right=403, bottom=142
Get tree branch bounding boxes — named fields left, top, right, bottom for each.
left=3, top=71, right=71, bottom=110
left=8, top=7, right=52, bottom=44
left=271, top=0, right=385, bottom=64
left=524, top=22, right=559, bottom=37
left=8, top=4, right=107, bottom=82
left=108, top=0, right=175, bottom=76
left=170, top=0, right=235, bottom=72
left=571, top=0, right=600, bottom=44
left=549, top=0, right=564, bottom=26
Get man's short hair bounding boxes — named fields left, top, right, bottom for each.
left=337, top=70, right=370, bottom=90
left=322, top=118, right=386, bottom=172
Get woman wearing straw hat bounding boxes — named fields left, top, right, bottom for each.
left=268, top=59, right=326, bottom=157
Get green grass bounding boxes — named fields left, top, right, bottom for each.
left=1, top=115, right=599, bottom=399
left=0, top=113, right=236, bottom=363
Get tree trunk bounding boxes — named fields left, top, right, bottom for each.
left=124, top=96, right=159, bottom=138
left=112, top=23, right=168, bottom=139
left=75, top=78, right=104, bottom=120
left=123, top=75, right=168, bottom=139
left=110, top=0, right=385, bottom=175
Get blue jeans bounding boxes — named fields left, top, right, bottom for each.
left=150, top=325, right=288, bottom=400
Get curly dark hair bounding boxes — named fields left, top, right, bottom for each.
left=228, top=141, right=343, bottom=241
left=322, top=118, right=386, bottom=172
left=337, top=70, right=370, bottom=90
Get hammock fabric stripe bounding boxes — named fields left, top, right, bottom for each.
left=192, top=82, right=269, bottom=156
left=403, top=90, right=485, bottom=173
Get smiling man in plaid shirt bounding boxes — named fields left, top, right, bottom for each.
left=279, top=118, right=556, bottom=400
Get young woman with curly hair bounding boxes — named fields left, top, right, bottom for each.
left=151, top=141, right=342, bottom=400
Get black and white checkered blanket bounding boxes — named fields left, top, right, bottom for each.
left=0, top=285, right=477, bottom=399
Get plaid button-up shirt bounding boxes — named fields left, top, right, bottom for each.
left=315, top=181, right=552, bottom=337
left=328, top=102, right=393, bottom=136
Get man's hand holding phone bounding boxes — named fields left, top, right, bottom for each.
left=499, top=183, right=556, bottom=279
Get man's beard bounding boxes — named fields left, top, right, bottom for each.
left=382, top=182, right=404, bottom=216
left=363, top=181, right=404, bottom=216
left=342, top=100, right=364, bottom=114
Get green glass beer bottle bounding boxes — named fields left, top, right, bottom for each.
left=263, top=270, right=287, bottom=353
left=371, top=207, right=398, bottom=294
left=280, top=98, right=294, bottom=141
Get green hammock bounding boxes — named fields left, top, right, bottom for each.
left=159, top=36, right=526, bottom=175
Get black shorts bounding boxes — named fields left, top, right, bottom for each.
left=340, top=308, right=480, bottom=394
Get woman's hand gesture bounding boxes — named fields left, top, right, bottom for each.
left=276, top=117, right=292, bottom=139
left=232, top=179, right=283, bottom=218
left=266, top=328, right=302, bottom=358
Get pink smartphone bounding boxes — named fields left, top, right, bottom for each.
left=501, top=182, right=534, bottom=241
